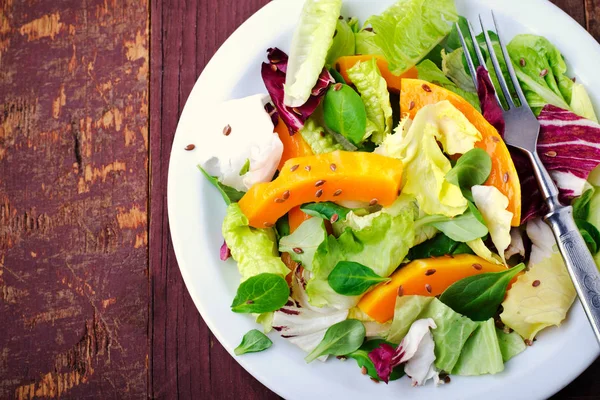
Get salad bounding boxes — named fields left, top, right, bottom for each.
left=195, top=0, right=600, bottom=388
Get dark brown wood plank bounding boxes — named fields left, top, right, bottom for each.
left=149, top=0, right=278, bottom=399
left=0, top=0, right=149, bottom=398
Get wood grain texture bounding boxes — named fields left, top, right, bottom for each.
left=0, top=0, right=149, bottom=398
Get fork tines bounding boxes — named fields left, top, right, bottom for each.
left=455, top=12, right=529, bottom=111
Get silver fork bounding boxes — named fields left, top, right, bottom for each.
left=458, top=13, right=600, bottom=344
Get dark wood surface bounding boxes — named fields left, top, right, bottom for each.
left=1, top=0, right=600, bottom=398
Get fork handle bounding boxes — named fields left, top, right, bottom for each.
left=529, top=151, right=600, bottom=343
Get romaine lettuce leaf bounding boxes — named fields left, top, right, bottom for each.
left=466, top=238, right=503, bottom=265
left=386, top=296, right=434, bottom=343
left=326, top=18, right=356, bottom=66
left=284, top=0, right=342, bottom=107
left=500, top=220, right=576, bottom=340
left=472, top=185, right=513, bottom=263
left=571, top=82, right=599, bottom=123
left=222, top=204, right=289, bottom=281
left=442, top=48, right=476, bottom=92
left=377, top=101, right=481, bottom=217
left=366, top=0, right=458, bottom=75
left=300, top=115, right=344, bottom=154
left=496, top=328, right=526, bottom=363
left=355, top=30, right=384, bottom=55
left=452, top=319, right=504, bottom=376
left=347, top=58, right=393, bottom=144
left=417, top=60, right=480, bottom=111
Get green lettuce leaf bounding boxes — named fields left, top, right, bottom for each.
left=300, top=116, right=344, bottom=154
left=452, top=319, right=504, bottom=376
left=376, top=101, right=481, bottom=217
left=306, top=196, right=417, bottom=308
left=347, top=58, right=393, bottom=144
left=279, top=217, right=327, bottom=271
left=507, top=34, right=573, bottom=113
left=571, top=82, right=599, bottom=123
left=284, top=0, right=342, bottom=107
left=366, top=0, right=457, bottom=75
left=355, top=30, right=384, bottom=55
left=222, top=204, right=289, bottom=281
left=496, top=328, right=526, bottom=362
left=326, top=18, right=356, bottom=66
left=386, top=296, right=434, bottom=343
left=500, top=252, right=576, bottom=340
left=466, top=238, right=503, bottom=265
left=442, top=48, right=476, bottom=92
left=416, top=60, right=480, bottom=111
left=472, top=185, right=513, bottom=263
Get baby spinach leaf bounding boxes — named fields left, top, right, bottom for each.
left=328, top=261, right=390, bottom=296
left=323, top=84, right=367, bottom=146
left=419, top=208, right=488, bottom=243
left=576, top=219, right=600, bottom=254
left=407, top=233, right=474, bottom=260
left=234, top=329, right=273, bottom=355
left=446, top=148, right=492, bottom=201
left=305, top=319, right=366, bottom=363
left=439, top=263, right=526, bottom=321
left=573, top=188, right=595, bottom=220
left=231, top=273, right=290, bottom=314
left=347, top=339, right=405, bottom=381
left=329, top=67, right=347, bottom=84
left=301, top=202, right=351, bottom=221
left=198, top=165, right=245, bottom=205
left=239, top=158, right=250, bottom=176
left=275, top=214, right=290, bottom=238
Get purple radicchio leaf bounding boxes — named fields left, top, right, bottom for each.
left=261, top=47, right=333, bottom=134
left=220, top=240, right=230, bottom=261
left=368, top=343, right=401, bottom=384
left=264, top=102, right=279, bottom=128
left=477, top=66, right=505, bottom=136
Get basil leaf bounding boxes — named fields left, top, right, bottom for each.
left=328, top=261, right=390, bottom=296
left=323, top=84, right=367, bottom=146
left=329, top=67, right=347, bottom=84
left=198, top=165, right=245, bottom=205
left=439, top=263, right=526, bottom=321
left=234, top=329, right=273, bottom=355
left=301, top=202, right=351, bottom=221
left=239, top=158, right=250, bottom=176
left=305, top=319, right=366, bottom=363
left=446, top=148, right=492, bottom=202
left=407, top=233, right=474, bottom=260
left=346, top=339, right=405, bottom=381
left=573, top=188, right=595, bottom=220
left=419, top=209, right=488, bottom=243
left=231, top=273, right=290, bottom=314
left=576, top=219, right=600, bottom=254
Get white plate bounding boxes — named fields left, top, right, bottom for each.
left=168, top=1, right=600, bottom=399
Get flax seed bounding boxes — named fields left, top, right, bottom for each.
left=422, top=84, right=432, bottom=92
left=263, top=222, right=273, bottom=228
left=315, top=189, right=323, bottom=198
left=540, top=69, right=548, bottom=77
left=397, top=285, right=404, bottom=297
left=305, top=165, right=311, bottom=172
left=330, top=213, right=339, bottom=223
left=293, top=247, right=304, bottom=254
left=282, top=190, right=290, bottom=200
left=315, top=180, right=326, bottom=187
left=532, top=280, right=541, bottom=287
left=473, top=263, right=483, bottom=270
left=333, top=83, right=343, bottom=91
left=290, top=164, right=300, bottom=172
left=425, top=284, right=432, bottom=293
left=519, top=58, right=526, bottom=67
left=274, top=198, right=285, bottom=203
left=545, top=151, right=557, bottom=158
left=369, top=198, right=378, bottom=206
left=271, top=64, right=278, bottom=72
left=333, top=189, right=342, bottom=196
left=408, top=101, right=415, bottom=111
left=185, top=144, right=195, bottom=151
left=361, top=366, right=367, bottom=375
left=503, top=172, right=509, bottom=183
left=425, top=269, right=436, bottom=276
left=330, top=163, right=337, bottom=171
left=223, top=124, right=232, bottom=136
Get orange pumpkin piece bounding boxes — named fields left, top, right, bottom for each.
left=288, top=206, right=312, bottom=233
left=238, top=151, right=403, bottom=228
left=399, top=79, right=521, bottom=226
left=275, top=117, right=314, bottom=170
left=335, top=55, right=418, bottom=93
left=358, top=254, right=508, bottom=323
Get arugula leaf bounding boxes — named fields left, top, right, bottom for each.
left=440, top=263, right=526, bottom=321
left=239, top=159, right=250, bottom=176
left=305, top=319, right=366, bottom=363
left=234, top=329, right=273, bottom=355
left=301, top=202, right=351, bottom=221
left=446, top=149, right=492, bottom=202
left=323, top=84, right=367, bottom=146
left=328, top=261, right=390, bottom=296
left=231, top=273, right=290, bottom=313
left=347, top=339, right=405, bottom=381
left=573, top=188, right=595, bottom=220
left=407, top=233, right=474, bottom=260
left=198, top=165, right=245, bottom=204
left=418, top=207, right=488, bottom=242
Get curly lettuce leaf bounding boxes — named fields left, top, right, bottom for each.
left=441, top=48, right=476, bottom=92
left=377, top=101, right=481, bottom=217
left=326, top=18, right=356, bottom=66
left=284, top=0, right=342, bottom=107
left=222, top=204, right=289, bottom=281
left=347, top=58, right=393, bottom=144
left=417, top=60, right=480, bottom=111
left=300, top=116, right=344, bottom=154
left=279, top=217, right=327, bottom=271
left=355, top=30, right=384, bottom=55
left=366, top=0, right=457, bottom=75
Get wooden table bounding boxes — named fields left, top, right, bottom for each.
left=0, top=0, right=599, bottom=398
